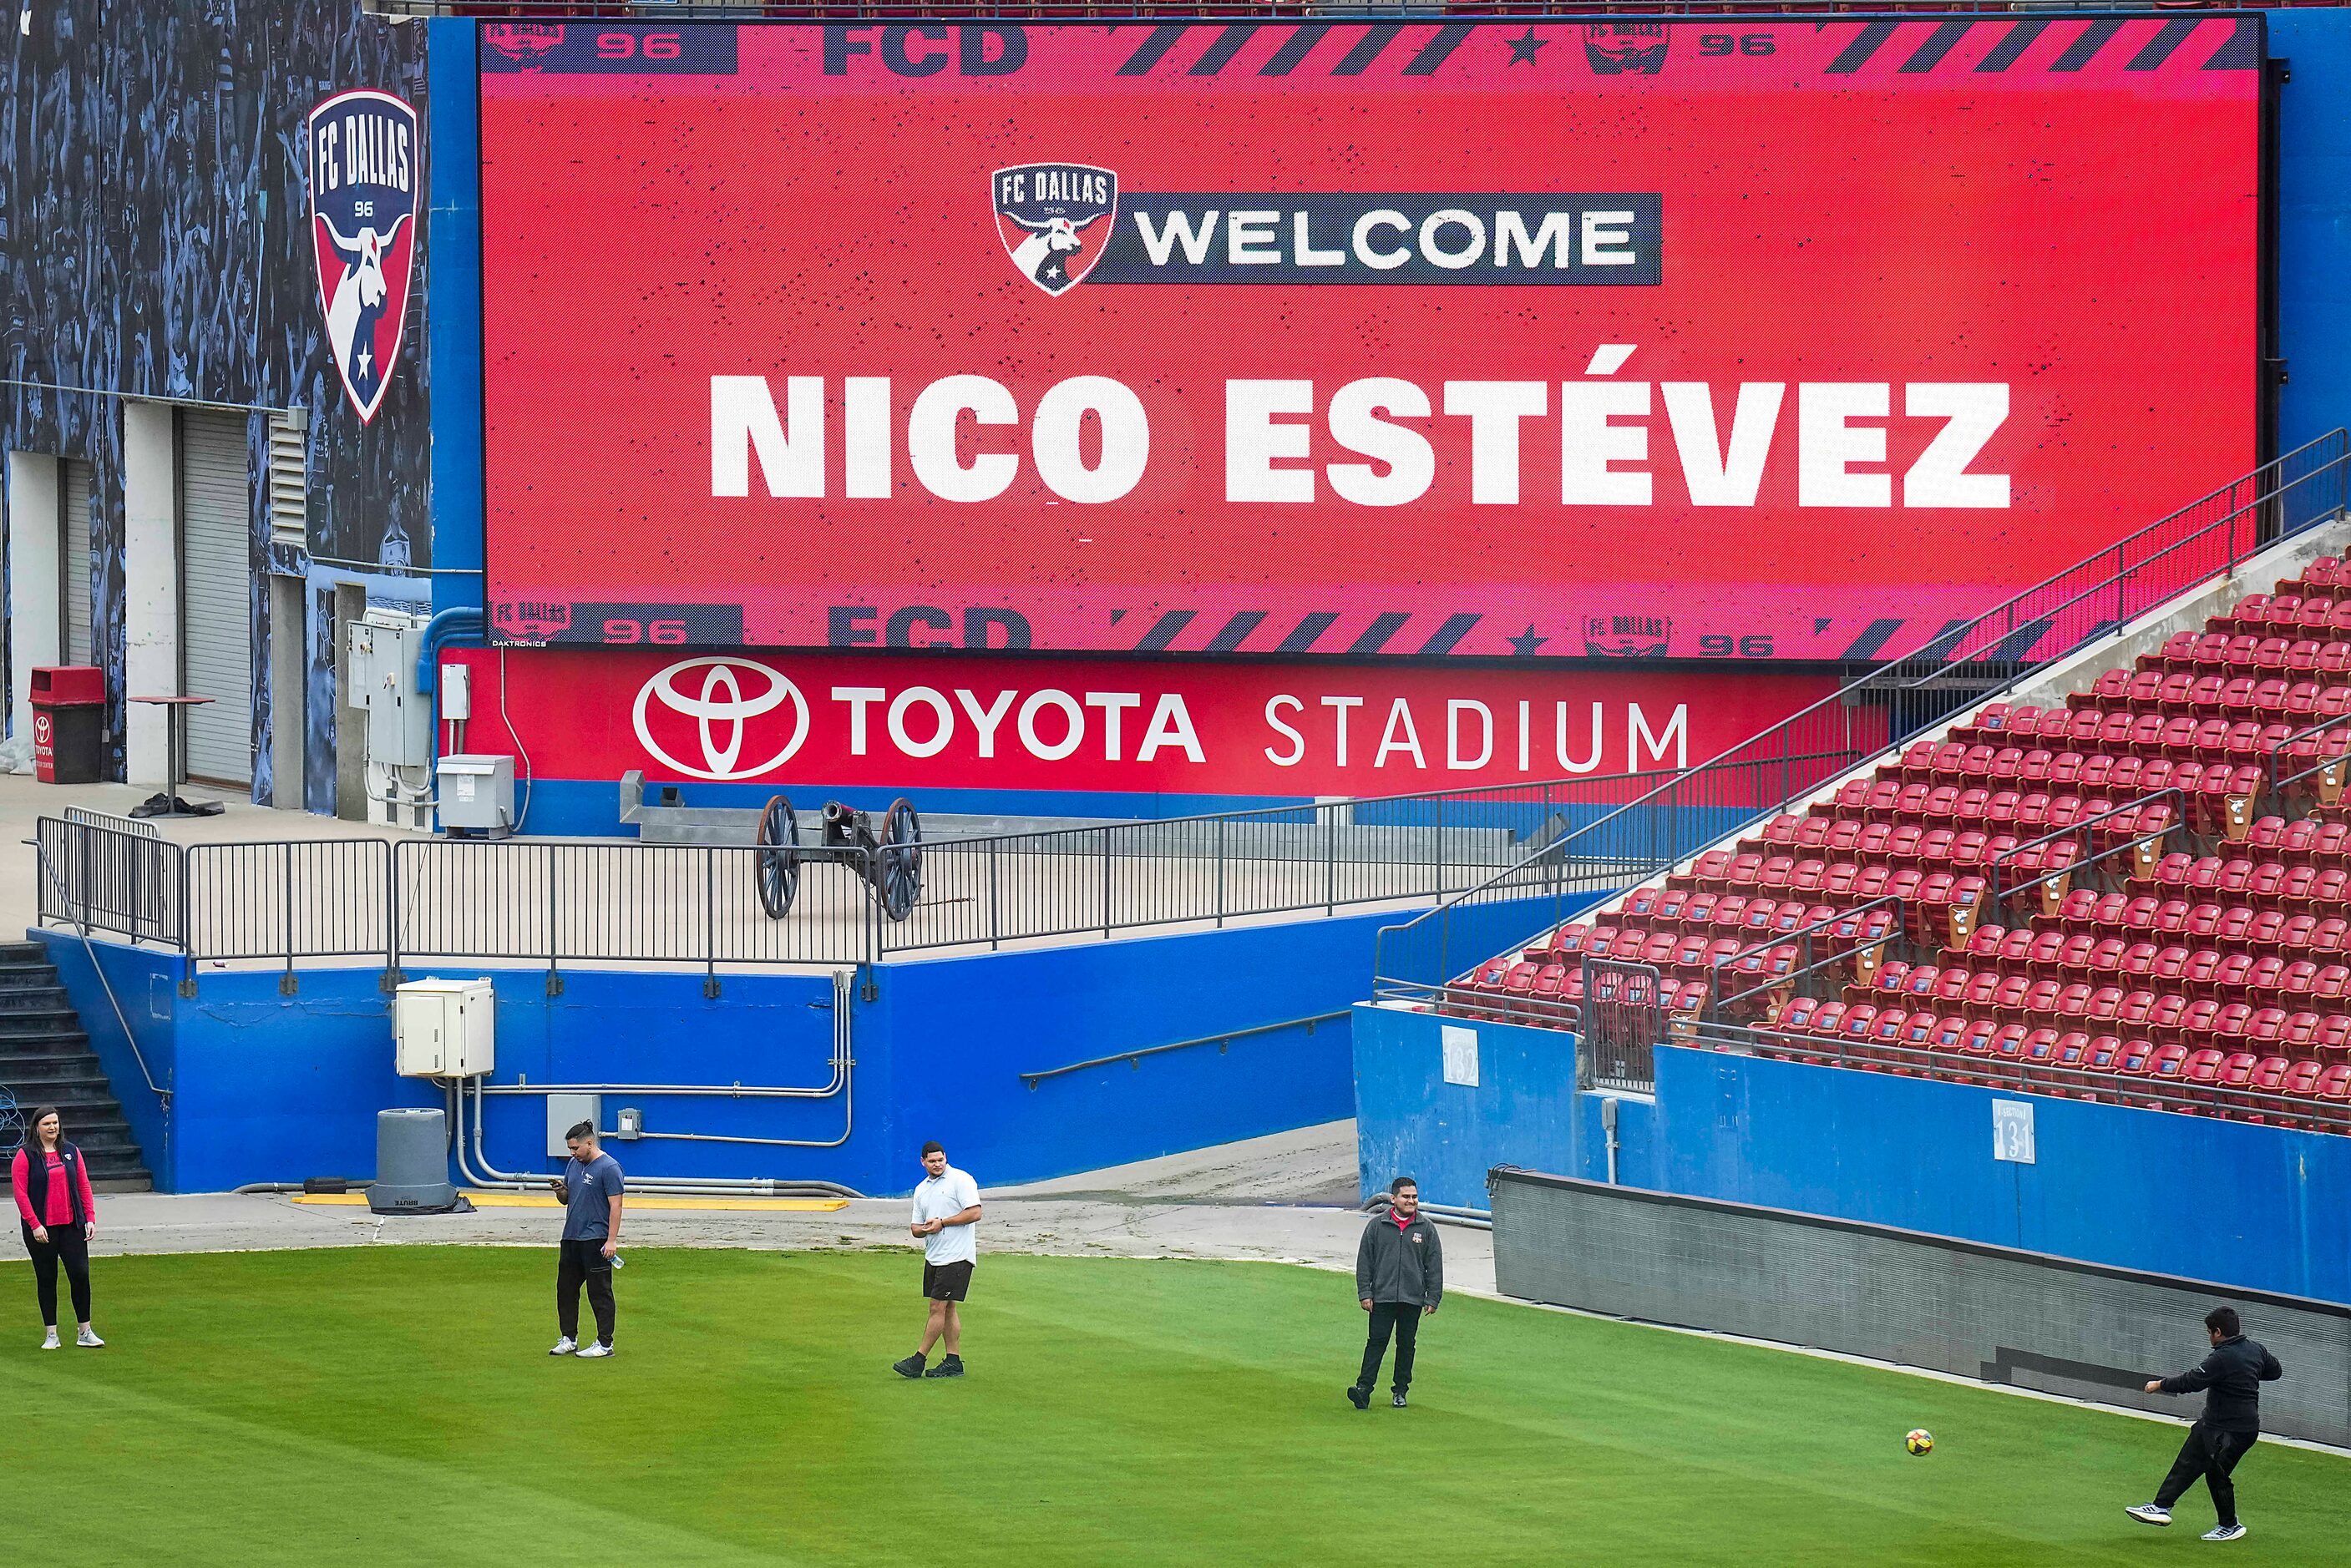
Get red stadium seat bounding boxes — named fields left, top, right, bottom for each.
left=1619, top=886, right=1664, bottom=923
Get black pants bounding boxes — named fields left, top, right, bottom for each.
left=556, top=1239, right=616, bottom=1346
left=2155, top=1423, right=2259, bottom=1527
left=1356, top=1302, right=1422, bottom=1393
left=23, top=1222, right=92, bottom=1328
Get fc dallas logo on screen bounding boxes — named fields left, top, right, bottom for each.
left=307, top=89, right=418, bottom=424
left=992, top=164, right=1117, bottom=296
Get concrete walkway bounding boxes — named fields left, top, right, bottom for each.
left=0, top=1120, right=1499, bottom=1297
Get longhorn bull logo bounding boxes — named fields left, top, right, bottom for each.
left=307, top=89, right=418, bottom=424
left=991, top=164, right=1118, bottom=296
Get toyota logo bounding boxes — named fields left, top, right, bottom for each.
left=631, top=657, right=809, bottom=781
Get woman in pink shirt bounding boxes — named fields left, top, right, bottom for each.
left=12, top=1106, right=102, bottom=1349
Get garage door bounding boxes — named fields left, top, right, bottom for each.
left=178, top=411, right=252, bottom=785
left=60, top=458, right=93, bottom=665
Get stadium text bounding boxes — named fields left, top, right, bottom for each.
left=711, top=373, right=2010, bottom=509
left=824, top=685, right=1691, bottom=772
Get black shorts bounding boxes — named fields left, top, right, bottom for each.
left=922, top=1260, right=974, bottom=1301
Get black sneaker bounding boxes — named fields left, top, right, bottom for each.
left=1392, top=1391, right=1409, bottom=1408
left=1346, top=1384, right=1370, bottom=1410
left=893, top=1353, right=927, bottom=1379
left=923, top=1355, right=965, bottom=1378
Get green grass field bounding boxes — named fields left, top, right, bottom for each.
left=2, top=1247, right=2345, bottom=1566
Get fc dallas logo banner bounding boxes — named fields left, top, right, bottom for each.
left=991, top=163, right=1118, bottom=296
left=307, top=89, right=418, bottom=424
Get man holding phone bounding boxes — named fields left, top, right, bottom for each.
left=548, top=1120, right=625, bottom=1360
left=894, top=1141, right=981, bottom=1380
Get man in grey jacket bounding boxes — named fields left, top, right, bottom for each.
left=1349, top=1176, right=1443, bottom=1409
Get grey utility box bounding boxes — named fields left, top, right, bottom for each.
left=371, top=1107, right=459, bottom=1213
left=437, top=754, right=516, bottom=837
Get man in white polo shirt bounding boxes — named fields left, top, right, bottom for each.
left=894, top=1141, right=981, bottom=1380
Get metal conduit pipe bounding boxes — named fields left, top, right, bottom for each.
left=448, top=970, right=861, bottom=1194
left=448, top=1079, right=860, bottom=1198
left=1362, top=1195, right=1492, bottom=1231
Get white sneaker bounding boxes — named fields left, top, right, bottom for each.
left=575, top=1341, right=613, bottom=1359
left=2126, top=1505, right=2173, bottom=1528
left=548, top=1337, right=577, bottom=1356
left=75, top=1327, right=103, bottom=1348
left=2203, top=1524, right=2247, bottom=1542
left=39, top=1328, right=58, bottom=1351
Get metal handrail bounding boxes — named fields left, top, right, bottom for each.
left=1984, top=789, right=2185, bottom=904
left=1375, top=431, right=2351, bottom=998
left=1992, top=822, right=2180, bottom=928
left=1017, top=1008, right=1348, bottom=1088
left=21, top=835, right=171, bottom=1109
left=1704, top=893, right=1910, bottom=1020
left=1536, top=437, right=2343, bottom=869
left=2265, top=710, right=2351, bottom=801
left=33, top=764, right=1675, bottom=975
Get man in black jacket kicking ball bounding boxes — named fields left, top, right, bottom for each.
left=2126, top=1306, right=2283, bottom=1542
left=1349, top=1176, right=1442, bottom=1410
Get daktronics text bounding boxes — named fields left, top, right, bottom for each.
left=711, top=370, right=2009, bottom=510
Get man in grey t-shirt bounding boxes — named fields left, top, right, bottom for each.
left=549, top=1120, right=624, bottom=1359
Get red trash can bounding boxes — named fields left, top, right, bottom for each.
left=30, top=665, right=106, bottom=784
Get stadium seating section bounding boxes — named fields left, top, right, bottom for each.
left=1450, top=560, right=2351, bottom=1130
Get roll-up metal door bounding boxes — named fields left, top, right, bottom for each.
left=60, top=458, right=93, bottom=665
left=178, top=411, right=252, bottom=785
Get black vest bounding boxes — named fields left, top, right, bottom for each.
left=20, top=1143, right=88, bottom=1228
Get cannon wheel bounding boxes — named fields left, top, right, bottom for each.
left=755, top=794, right=802, bottom=920
left=876, top=797, right=924, bottom=922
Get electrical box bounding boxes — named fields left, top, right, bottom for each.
left=440, top=661, right=473, bottom=722
left=547, top=1094, right=602, bottom=1157
left=348, top=608, right=437, bottom=832
left=393, top=978, right=496, bottom=1077
left=436, top=754, right=515, bottom=837
left=346, top=609, right=433, bottom=767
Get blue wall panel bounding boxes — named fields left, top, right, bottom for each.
left=2273, top=10, right=2351, bottom=458
left=40, top=935, right=179, bottom=1183
left=1355, top=1007, right=2351, bottom=1299
left=35, top=901, right=1452, bottom=1196
left=1352, top=1005, right=1585, bottom=1211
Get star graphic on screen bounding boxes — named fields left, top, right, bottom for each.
left=357, top=346, right=372, bottom=379
left=1505, top=28, right=1548, bottom=67
left=1507, top=625, right=1548, bottom=656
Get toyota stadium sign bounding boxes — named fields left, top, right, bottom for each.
left=453, top=649, right=1846, bottom=797
left=476, top=17, right=2263, bottom=663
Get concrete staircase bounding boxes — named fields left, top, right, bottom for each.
left=0, top=941, right=151, bottom=1190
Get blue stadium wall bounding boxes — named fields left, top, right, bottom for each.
left=1355, top=1004, right=2351, bottom=1302
left=26, top=903, right=1510, bottom=1194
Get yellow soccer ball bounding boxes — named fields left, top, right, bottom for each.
left=1905, top=1429, right=1934, bottom=1457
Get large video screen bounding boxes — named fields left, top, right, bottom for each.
left=478, top=17, right=2263, bottom=661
